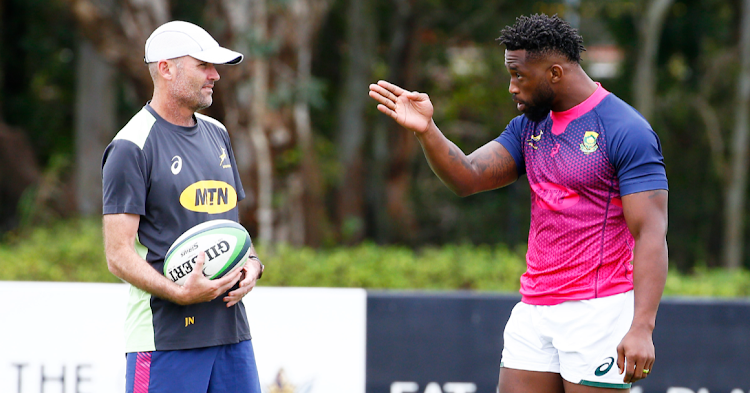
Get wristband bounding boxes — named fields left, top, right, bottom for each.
left=248, top=255, right=264, bottom=279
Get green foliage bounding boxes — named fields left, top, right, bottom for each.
left=257, top=242, right=527, bottom=291
left=2, top=219, right=749, bottom=298
left=0, top=218, right=116, bottom=283
left=664, top=267, right=750, bottom=298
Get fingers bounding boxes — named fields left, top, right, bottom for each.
left=632, top=359, right=654, bottom=382
left=376, top=80, right=406, bottom=96
left=192, top=251, right=206, bottom=275
left=369, top=91, right=398, bottom=122
left=368, top=81, right=425, bottom=106
left=369, top=81, right=431, bottom=127
left=369, top=84, right=398, bottom=110
left=180, top=252, right=208, bottom=289
left=224, top=285, right=255, bottom=307
left=620, top=354, right=654, bottom=383
left=224, top=283, right=254, bottom=307
left=224, top=265, right=257, bottom=307
left=214, top=268, right=242, bottom=292
left=177, top=254, right=245, bottom=305
left=375, top=104, right=397, bottom=121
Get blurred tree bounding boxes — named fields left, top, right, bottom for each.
left=63, top=0, right=336, bottom=246
left=64, top=0, right=167, bottom=99
left=211, top=0, right=275, bottom=243
left=335, top=0, right=376, bottom=244
left=210, top=0, right=334, bottom=245
left=378, top=0, right=419, bottom=243
left=617, top=0, right=750, bottom=270
left=64, top=0, right=166, bottom=220
left=633, top=0, right=674, bottom=120
left=0, top=0, right=84, bottom=230
left=74, top=40, right=114, bottom=216
left=7, top=0, right=750, bottom=274
left=290, top=0, right=333, bottom=247
left=723, top=0, right=750, bottom=269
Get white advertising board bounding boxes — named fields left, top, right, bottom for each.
left=246, top=287, right=367, bottom=393
left=0, top=282, right=367, bottom=393
left=0, top=281, right=129, bottom=393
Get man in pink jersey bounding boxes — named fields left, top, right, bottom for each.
left=369, top=14, right=667, bottom=393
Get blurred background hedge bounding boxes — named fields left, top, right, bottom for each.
left=1, top=218, right=749, bottom=298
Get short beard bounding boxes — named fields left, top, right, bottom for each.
left=518, top=81, right=555, bottom=122
left=170, top=61, right=212, bottom=112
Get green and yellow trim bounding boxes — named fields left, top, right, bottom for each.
left=579, top=380, right=631, bottom=389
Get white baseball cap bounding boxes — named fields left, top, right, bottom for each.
left=144, top=21, right=243, bottom=65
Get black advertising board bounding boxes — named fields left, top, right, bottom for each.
left=641, top=298, right=750, bottom=392
left=366, top=292, right=750, bottom=393
left=366, top=292, right=516, bottom=393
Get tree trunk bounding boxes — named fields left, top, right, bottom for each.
left=371, top=0, right=417, bottom=243
left=383, top=0, right=419, bottom=243
left=336, top=0, right=375, bottom=244
left=75, top=40, right=115, bottom=216
left=723, top=0, right=750, bottom=270
left=633, top=0, right=674, bottom=121
left=0, top=124, right=40, bottom=231
left=216, top=0, right=275, bottom=243
left=292, top=0, right=317, bottom=246
left=63, top=0, right=168, bottom=101
left=219, top=0, right=332, bottom=246
left=63, top=0, right=168, bottom=216
left=249, top=0, right=275, bottom=244
left=0, top=0, right=4, bottom=119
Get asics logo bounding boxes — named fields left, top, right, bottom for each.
left=171, top=156, right=183, bottom=175
left=595, top=357, right=615, bottom=376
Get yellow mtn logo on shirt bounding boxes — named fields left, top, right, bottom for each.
left=180, top=181, right=237, bottom=213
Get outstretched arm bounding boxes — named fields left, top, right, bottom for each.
left=369, top=80, right=518, bottom=196
left=617, top=189, right=668, bottom=383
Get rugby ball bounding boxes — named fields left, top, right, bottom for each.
left=164, top=219, right=252, bottom=286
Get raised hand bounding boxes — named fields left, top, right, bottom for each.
left=369, top=80, right=434, bottom=134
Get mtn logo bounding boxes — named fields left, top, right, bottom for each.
left=179, top=180, right=237, bottom=213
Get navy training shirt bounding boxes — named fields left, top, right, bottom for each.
left=102, top=104, right=250, bottom=352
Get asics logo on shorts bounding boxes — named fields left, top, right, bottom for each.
left=595, top=357, right=615, bottom=376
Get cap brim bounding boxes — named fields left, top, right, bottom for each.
left=191, top=47, right=243, bottom=65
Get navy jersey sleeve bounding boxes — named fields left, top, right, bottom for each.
left=494, top=115, right=527, bottom=176
left=102, top=140, right=148, bottom=215
left=599, top=97, right=668, bottom=196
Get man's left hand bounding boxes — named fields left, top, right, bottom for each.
left=224, top=256, right=263, bottom=307
left=617, top=326, right=655, bottom=383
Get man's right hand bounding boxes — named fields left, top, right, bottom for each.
left=176, top=252, right=242, bottom=305
left=369, top=80, right=434, bottom=134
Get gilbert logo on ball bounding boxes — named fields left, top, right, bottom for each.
left=164, top=219, right=252, bottom=286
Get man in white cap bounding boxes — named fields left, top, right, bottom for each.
left=101, top=21, right=263, bottom=393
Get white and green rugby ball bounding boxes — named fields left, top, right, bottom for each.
left=164, top=219, right=252, bottom=286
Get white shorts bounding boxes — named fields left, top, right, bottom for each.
left=500, top=290, right=634, bottom=389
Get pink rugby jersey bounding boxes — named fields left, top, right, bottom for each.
left=495, top=84, right=668, bottom=305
